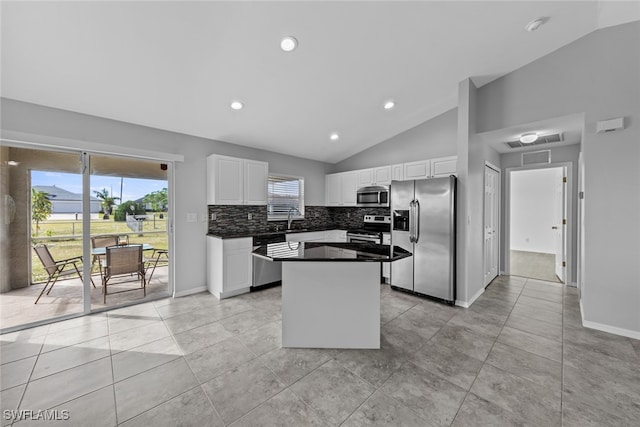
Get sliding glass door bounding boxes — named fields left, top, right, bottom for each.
left=89, top=154, right=170, bottom=309
left=0, top=143, right=172, bottom=332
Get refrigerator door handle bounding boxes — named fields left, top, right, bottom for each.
left=408, top=200, right=415, bottom=243
left=414, top=200, right=420, bottom=243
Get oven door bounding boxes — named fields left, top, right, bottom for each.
left=347, top=233, right=381, bottom=244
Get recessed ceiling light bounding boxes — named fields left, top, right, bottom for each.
left=525, top=17, right=547, bottom=32
left=520, top=132, right=538, bottom=144
left=383, top=100, right=395, bottom=110
left=230, top=101, right=244, bottom=110
left=280, top=36, right=298, bottom=52
left=7, top=160, right=19, bottom=166
left=330, top=133, right=339, bottom=141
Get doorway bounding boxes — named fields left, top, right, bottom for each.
left=483, top=163, right=500, bottom=286
left=0, top=144, right=173, bottom=332
left=507, top=166, right=569, bottom=283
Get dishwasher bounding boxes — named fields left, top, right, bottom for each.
left=252, top=233, right=285, bottom=290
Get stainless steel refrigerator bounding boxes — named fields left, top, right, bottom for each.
left=390, top=176, right=456, bottom=303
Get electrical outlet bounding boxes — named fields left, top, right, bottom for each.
left=347, top=212, right=351, bottom=218
left=248, top=213, right=253, bottom=220
left=210, top=213, right=216, bottom=221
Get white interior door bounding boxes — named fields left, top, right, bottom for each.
left=483, top=165, right=500, bottom=286
left=554, top=168, right=567, bottom=282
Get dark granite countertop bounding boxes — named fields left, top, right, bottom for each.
left=252, top=242, right=412, bottom=262
left=207, top=226, right=342, bottom=239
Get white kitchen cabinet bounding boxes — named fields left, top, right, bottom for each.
left=207, top=236, right=253, bottom=299
left=207, top=154, right=267, bottom=205
left=357, top=169, right=375, bottom=187
left=357, top=166, right=391, bottom=187
left=404, top=160, right=431, bottom=180
left=431, top=156, right=458, bottom=177
left=382, top=232, right=391, bottom=282
left=244, top=159, right=269, bottom=204
left=391, top=164, right=404, bottom=182
left=326, top=171, right=357, bottom=206
left=374, top=166, right=392, bottom=185
left=341, top=172, right=357, bottom=205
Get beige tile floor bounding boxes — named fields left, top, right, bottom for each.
left=0, top=267, right=170, bottom=331
left=1, top=276, right=639, bottom=426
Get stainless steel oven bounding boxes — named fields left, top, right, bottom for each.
left=356, top=186, right=389, bottom=207
left=346, top=232, right=381, bottom=244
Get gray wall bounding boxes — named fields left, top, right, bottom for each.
left=478, top=22, right=640, bottom=334
left=331, top=108, right=457, bottom=172
left=1, top=98, right=332, bottom=295
left=500, top=144, right=581, bottom=283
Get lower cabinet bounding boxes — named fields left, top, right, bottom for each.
left=382, top=232, right=391, bottom=282
left=207, top=236, right=253, bottom=299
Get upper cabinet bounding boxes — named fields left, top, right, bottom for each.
left=404, top=160, right=431, bottom=180
left=356, top=166, right=391, bottom=187
left=391, top=164, right=404, bottom=182
left=207, top=154, right=268, bottom=205
left=403, top=156, right=458, bottom=180
left=431, top=156, right=458, bottom=178
left=326, top=171, right=357, bottom=206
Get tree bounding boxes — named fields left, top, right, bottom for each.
left=114, top=201, right=145, bottom=222
left=31, top=188, right=52, bottom=237
left=93, top=188, right=120, bottom=219
left=142, top=188, right=168, bottom=212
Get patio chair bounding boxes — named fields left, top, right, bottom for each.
left=102, top=244, right=146, bottom=304
left=33, top=244, right=95, bottom=304
left=91, top=235, right=119, bottom=271
left=145, top=249, right=168, bottom=284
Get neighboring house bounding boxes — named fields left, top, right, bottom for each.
left=32, top=185, right=101, bottom=214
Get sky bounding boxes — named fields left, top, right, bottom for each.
left=32, top=171, right=167, bottom=203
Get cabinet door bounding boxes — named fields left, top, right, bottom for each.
left=374, top=166, right=392, bottom=185
left=431, top=156, right=457, bottom=178
left=223, top=238, right=252, bottom=293
left=209, top=155, right=244, bottom=205
left=326, top=174, right=342, bottom=206
left=341, top=172, right=358, bottom=206
left=404, top=160, right=431, bottom=180
left=357, top=169, right=374, bottom=187
left=391, top=164, right=404, bottom=182
left=244, top=160, right=268, bottom=205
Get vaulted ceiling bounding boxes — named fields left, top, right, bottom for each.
left=2, top=1, right=638, bottom=163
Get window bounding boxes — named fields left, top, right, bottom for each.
left=267, top=174, right=304, bottom=220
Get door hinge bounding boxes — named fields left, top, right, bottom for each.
left=562, top=261, right=566, bottom=267
left=563, top=176, right=567, bottom=183
left=562, top=219, right=567, bottom=225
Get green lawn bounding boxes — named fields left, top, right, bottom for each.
left=31, top=216, right=168, bottom=283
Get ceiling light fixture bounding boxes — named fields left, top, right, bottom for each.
left=230, top=101, right=244, bottom=110
left=330, top=133, right=339, bottom=141
left=519, top=132, right=538, bottom=144
left=280, top=36, right=298, bottom=52
left=7, top=160, right=19, bottom=166
left=383, top=100, right=395, bottom=110
left=525, top=17, right=547, bottom=32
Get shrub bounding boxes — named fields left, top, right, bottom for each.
left=114, top=201, right=146, bottom=221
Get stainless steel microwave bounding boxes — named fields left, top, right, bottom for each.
left=356, top=186, right=389, bottom=207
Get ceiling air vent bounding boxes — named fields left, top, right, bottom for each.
left=505, top=132, right=563, bottom=149
left=522, top=150, right=551, bottom=166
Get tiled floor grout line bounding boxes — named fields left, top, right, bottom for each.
left=449, top=277, right=526, bottom=425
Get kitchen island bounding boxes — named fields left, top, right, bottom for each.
left=252, top=242, right=411, bottom=349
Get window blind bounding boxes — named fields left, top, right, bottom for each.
left=267, top=175, right=304, bottom=219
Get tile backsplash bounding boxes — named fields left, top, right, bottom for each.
left=207, top=205, right=390, bottom=234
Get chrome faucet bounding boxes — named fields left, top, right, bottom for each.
left=287, top=207, right=299, bottom=230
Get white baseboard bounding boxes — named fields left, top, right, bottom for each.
left=173, top=286, right=207, bottom=298
left=220, top=287, right=251, bottom=299
left=455, top=287, right=485, bottom=308
left=580, top=301, right=640, bottom=339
